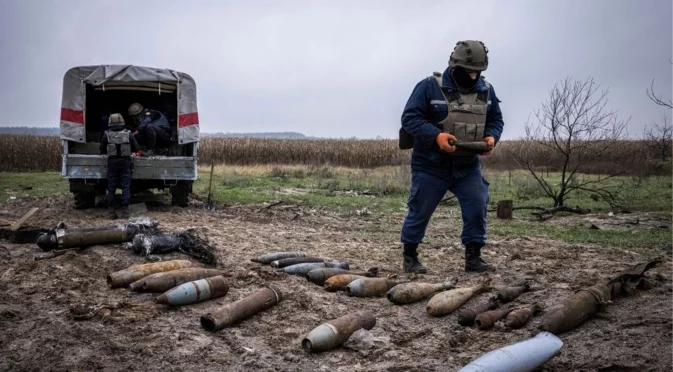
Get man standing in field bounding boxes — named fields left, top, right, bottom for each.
left=398, top=40, right=504, bottom=273
left=100, top=113, right=140, bottom=219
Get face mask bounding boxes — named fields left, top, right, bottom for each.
left=451, top=67, right=480, bottom=91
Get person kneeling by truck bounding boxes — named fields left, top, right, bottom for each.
left=100, top=113, right=140, bottom=219
left=128, top=103, right=171, bottom=156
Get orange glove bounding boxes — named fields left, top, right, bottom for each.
left=482, top=136, right=495, bottom=156
left=436, top=133, right=457, bottom=153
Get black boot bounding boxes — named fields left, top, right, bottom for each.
left=119, top=205, right=130, bottom=219
left=107, top=207, right=117, bottom=220
left=465, top=243, right=494, bottom=272
left=403, top=243, right=427, bottom=274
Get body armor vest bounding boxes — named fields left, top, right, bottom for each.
left=432, top=72, right=490, bottom=156
left=106, top=130, right=131, bottom=157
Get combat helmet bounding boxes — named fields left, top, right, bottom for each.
left=108, top=113, right=126, bottom=126
left=449, top=40, right=489, bottom=71
left=128, top=103, right=144, bottom=116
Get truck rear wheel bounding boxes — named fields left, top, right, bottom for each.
left=73, top=191, right=96, bottom=210
left=170, top=183, right=190, bottom=207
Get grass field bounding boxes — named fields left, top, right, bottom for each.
left=1, top=165, right=671, bottom=251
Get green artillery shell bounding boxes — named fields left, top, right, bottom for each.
left=505, top=304, right=540, bottom=329
left=302, top=311, right=376, bottom=352
left=540, top=284, right=611, bottom=335
left=496, top=283, right=530, bottom=303
left=324, top=274, right=366, bottom=292
left=250, top=252, right=307, bottom=264
left=386, top=281, right=455, bottom=305
left=155, top=275, right=229, bottom=306
left=200, top=285, right=283, bottom=331
left=474, top=308, right=512, bottom=330
left=129, top=268, right=227, bottom=293
left=106, top=259, right=195, bottom=289
left=426, top=277, right=490, bottom=317
left=346, top=278, right=401, bottom=297
left=457, top=299, right=498, bottom=326
left=270, top=256, right=325, bottom=268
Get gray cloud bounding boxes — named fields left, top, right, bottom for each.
left=0, top=0, right=670, bottom=139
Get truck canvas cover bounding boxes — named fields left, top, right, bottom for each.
left=60, top=65, right=199, bottom=144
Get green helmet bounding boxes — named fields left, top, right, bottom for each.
left=449, top=40, right=489, bottom=71
left=108, top=113, right=125, bottom=126
left=128, top=103, right=144, bottom=116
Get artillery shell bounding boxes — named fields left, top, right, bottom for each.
left=457, top=299, right=498, bottom=326
left=505, top=304, right=540, bottom=329
left=250, top=251, right=307, bottom=264
left=129, top=268, right=226, bottom=293
left=426, top=276, right=491, bottom=317
left=200, top=285, right=283, bottom=331
left=306, top=268, right=378, bottom=285
left=270, top=256, right=324, bottom=268
left=387, top=281, right=455, bottom=305
left=107, top=260, right=195, bottom=289
left=155, top=275, right=229, bottom=306
left=474, top=308, right=511, bottom=330
left=346, top=278, right=401, bottom=297
left=278, top=262, right=350, bottom=276
left=302, top=311, right=376, bottom=352
left=496, top=282, right=530, bottom=303
left=324, top=274, right=366, bottom=292
left=540, top=283, right=611, bottom=335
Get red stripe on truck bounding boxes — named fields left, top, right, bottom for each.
left=60, top=108, right=84, bottom=124
left=179, top=112, right=199, bottom=127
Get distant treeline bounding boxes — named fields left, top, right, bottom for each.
left=0, top=134, right=669, bottom=177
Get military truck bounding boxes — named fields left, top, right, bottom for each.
left=59, top=65, right=200, bottom=209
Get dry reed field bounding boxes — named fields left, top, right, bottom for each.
left=0, top=134, right=669, bottom=176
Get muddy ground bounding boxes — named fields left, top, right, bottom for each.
left=0, top=195, right=671, bottom=372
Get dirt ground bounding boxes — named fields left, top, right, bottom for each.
left=0, top=195, right=671, bottom=372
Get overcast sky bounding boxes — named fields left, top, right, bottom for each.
left=0, top=0, right=671, bottom=139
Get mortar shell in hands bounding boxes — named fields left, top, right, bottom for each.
left=459, top=332, right=564, bottom=372
left=426, top=276, right=490, bottom=317
left=155, top=275, right=229, bottom=306
left=129, top=268, right=227, bottom=293
left=251, top=251, right=307, bottom=264
left=324, top=274, right=367, bottom=292
left=270, top=256, right=325, bottom=268
left=278, top=262, right=350, bottom=276
left=457, top=299, right=498, bottom=326
left=107, top=259, right=195, bottom=289
left=505, top=304, right=540, bottom=329
left=302, top=311, right=376, bottom=352
left=474, top=308, right=512, bottom=330
left=200, top=285, right=283, bottom=331
left=386, top=281, right=456, bottom=305
left=346, top=278, right=401, bottom=297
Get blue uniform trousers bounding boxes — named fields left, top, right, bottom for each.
left=401, top=167, right=490, bottom=247
left=107, top=161, right=132, bottom=207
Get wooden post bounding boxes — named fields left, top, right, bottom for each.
left=496, top=200, right=513, bottom=219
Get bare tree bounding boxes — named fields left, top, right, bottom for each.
left=644, top=111, right=673, bottom=162
left=515, top=77, right=628, bottom=213
left=646, top=60, right=673, bottom=109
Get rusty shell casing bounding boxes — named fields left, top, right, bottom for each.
left=155, top=275, right=229, bottom=306
left=129, top=268, right=227, bottom=293
left=270, top=256, right=325, bottom=268
left=106, top=259, right=195, bottom=289
left=324, top=274, right=367, bottom=292
left=57, top=228, right=129, bottom=249
left=505, top=304, right=540, bottom=329
left=251, top=251, right=307, bottom=264
left=279, top=262, right=349, bottom=276
left=306, top=268, right=352, bottom=285
left=540, top=284, right=611, bottom=335
left=457, top=300, right=498, bottom=326
left=475, top=308, right=511, bottom=330
left=496, top=283, right=530, bottom=303
left=200, top=285, right=283, bottom=331
left=451, top=141, right=492, bottom=153
left=346, top=278, right=401, bottom=297
left=302, top=311, right=376, bottom=352
left=386, top=281, right=455, bottom=305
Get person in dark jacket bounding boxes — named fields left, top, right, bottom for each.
left=398, top=40, right=505, bottom=274
left=100, top=113, right=140, bottom=219
left=128, top=103, right=171, bottom=156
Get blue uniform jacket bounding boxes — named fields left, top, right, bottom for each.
left=401, top=66, right=504, bottom=180
left=138, top=109, right=171, bottom=132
